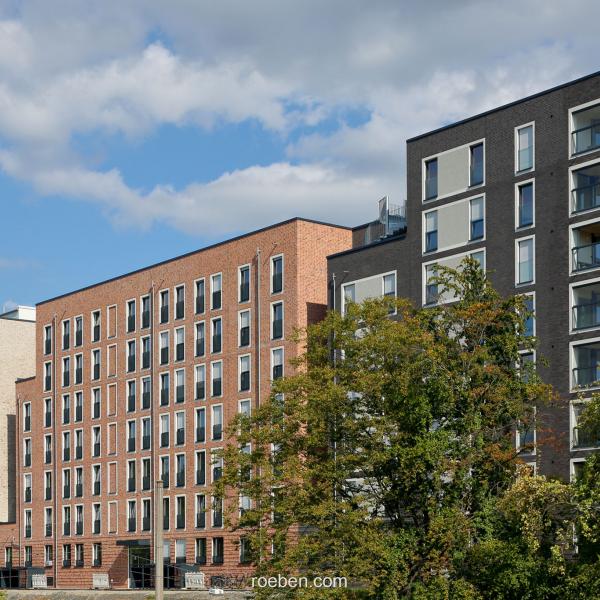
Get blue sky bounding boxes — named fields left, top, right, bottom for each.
left=1, top=0, right=600, bottom=310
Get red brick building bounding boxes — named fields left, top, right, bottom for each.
left=12, top=218, right=352, bottom=589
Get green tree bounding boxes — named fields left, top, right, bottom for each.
left=215, top=259, right=557, bottom=599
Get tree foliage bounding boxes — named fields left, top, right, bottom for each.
left=215, top=260, right=600, bottom=599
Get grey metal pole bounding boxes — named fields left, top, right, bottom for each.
left=154, top=480, right=164, bottom=600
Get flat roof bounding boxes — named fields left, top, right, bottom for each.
left=38, top=217, right=351, bottom=306
left=327, top=231, right=407, bottom=261
left=407, top=69, right=600, bottom=143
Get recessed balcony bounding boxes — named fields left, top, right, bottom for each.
left=572, top=103, right=600, bottom=155
left=572, top=341, right=600, bottom=388
left=571, top=221, right=600, bottom=272
left=572, top=282, right=600, bottom=330
left=572, top=163, right=600, bottom=213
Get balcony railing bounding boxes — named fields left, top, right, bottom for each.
left=176, top=343, right=184, bottom=362
left=212, top=291, right=221, bottom=310
left=127, top=315, right=136, bottom=332
left=240, top=371, right=250, bottom=391
left=62, top=559, right=71, bottom=568
left=196, top=426, right=205, bottom=443
left=161, top=432, right=169, bottom=447
left=142, top=351, right=150, bottom=369
left=93, top=519, right=101, bottom=534
left=25, top=488, right=31, bottom=502
left=196, top=468, right=206, bottom=485
left=573, top=426, right=600, bottom=449
left=572, top=123, right=600, bottom=155
left=573, top=241, right=600, bottom=272
left=142, top=310, right=150, bottom=329
left=213, top=512, right=223, bottom=528
left=240, top=327, right=250, bottom=347
left=572, top=182, right=600, bottom=213
left=573, top=365, right=600, bottom=388
left=142, top=516, right=151, bottom=531
left=142, top=391, right=151, bottom=409
left=572, top=300, right=600, bottom=330
left=176, top=385, right=184, bottom=403
left=160, top=305, right=169, bottom=323
left=176, top=300, right=184, bottom=320
left=195, top=382, right=205, bottom=400
left=76, top=522, right=83, bottom=535
left=176, top=429, right=185, bottom=445
left=176, top=514, right=185, bottom=529
left=142, top=435, right=150, bottom=450
left=195, top=295, right=205, bottom=314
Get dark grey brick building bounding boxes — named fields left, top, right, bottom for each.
left=328, top=71, right=600, bottom=480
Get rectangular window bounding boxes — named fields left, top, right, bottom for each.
left=75, top=429, right=83, bottom=459
left=127, top=340, right=136, bottom=373
left=63, top=506, right=71, bottom=536
left=160, top=414, right=170, bottom=448
left=517, top=181, right=534, bottom=229
left=63, top=431, right=71, bottom=462
left=425, top=264, right=438, bottom=305
left=161, top=456, right=170, bottom=489
left=127, top=380, right=136, bottom=413
left=127, top=420, right=136, bottom=452
left=62, top=543, right=71, bottom=566
left=75, top=543, right=84, bottom=566
left=272, top=302, right=283, bottom=340
left=175, top=285, right=185, bottom=320
left=160, top=290, right=169, bottom=324
left=239, top=355, right=251, bottom=392
left=160, top=372, right=170, bottom=406
left=62, top=319, right=70, bottom=350
left=92, top=349, right=100, bottom=381
left=92, top=388, right=101, bottom=419
left=141, top=499, right=151, bottom=531
left=24, top=510, right=32, bottom=539
left=211, top=274, right=222, bottom=310
left=176, top=453, right=186, bottom=486
left=44, top=362, right=52, bottom=391
left=212, top=405, right=223, bottom=441
left=62, top=357, right=70, bottom=387
left=142, top=376, right=151, bottom=409
left=127, top=460, right=136, bottom=492
left=176, top=412, right=185, bottom=446
left=195, top=408, right=206, bottom=444
left=271, top=256, right=283, bottom=294
left=75, top=354, right=82, bottom=384
left=272, top=348, right=283, bottom=381
left=93, top=543, right=102, bottom=566
left=45, top=472, right=52, bottom=501
left=128, top=500, right=136, bottom=532
left=195, top=279, right=205, bottom=315
left=469, top=197, right=484, bottom=240
left=75, top=316, right=83, bottom=347
left=62, top=394, right=70, bottom=424
left=92, top=427, right=100, bottom=458
left=239, top=399, right=251, bottom=417
left=424, top=210, right=437, bottom=252
left=517, top=237, right=535, bottom=285
left=23, top=402, right=31, bottom=432
left=163, top=498, right=170, bottom=531
left=176, top=496, right=186, bottom=529
left=24, top=438, right=32, bottom=467
left=92, top=310, right=101, bottom=343
left=195, top=538, right=207, bottom=564
left=211, top=318, right=222, bottom=353
left=239, top=310, right=250, bottom=347
left=175, top=327, right=185, bottom=362
left=142, top=418, right=151, bottom=450
left=523, top=294, right=535, bottom=338
left=175, top=369, right=185, bottom=403
left=92, top=503, right=101, bottom=534
left=141, top=295, right=150, bottom=329
left=44, top=325, right=52, bottom=355
left=469, top=142, right=484, bottom=186
left=211, top=362, right=222, bottom=397
left=212, top=537, right=224, bottom=564
left=425, top=158, right=438, bottom=199
left=127, top=299, right=136, bottom=333
left=196, top=450, right=206, bottom=485
left=195, top=365, right=206, bottom=400
left=516, top=124, right=534, bottom=172
left=195, top=322, right=205, bottom=357
left=160, top=331, right=169, bottom=365
left=239, top=265, right=250, bottom=302
left=63, top=469, right=71, bottom=499
left=45, top=435, right=52, bottom=464
left=142, top=458, right=151, bottom=490
left=74, top=392, right=83, bottom=422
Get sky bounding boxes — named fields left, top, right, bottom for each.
left=1, top=0, right=600, bottom=310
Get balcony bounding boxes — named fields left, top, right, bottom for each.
left=127, top=315, right=136, bottom=332
left=176, top=385, right=184, bottom=403
left=142, top=391, right=151, bottom=409
left=196, top=467, right=206, bottom=485
left=240, top=327, right=250, bottom=347
left=93, top=519, right=101, bottom=534
left=142, top=310, right=150, bottom=329
left=195, top=382, right=205, bottom=400
left=176, top=300, right=184, bottom=320
left=572, top=104, right=600, bottom=155
left=573, top=426, right=600, bottom=449
left=572, top=283, right=600, bottom=329
left=176, top=429, right=185, bottom=445
left=572, top=163, right=600, bottom=213
left=142, top=351, right=150, bottom=369
left=160, top=305, right=169, bottom=323
left=176, top=343, right=184, bottom=362
left=196, top=426, right=205, bottom=443
left=161, top=432, right=169, bottom=447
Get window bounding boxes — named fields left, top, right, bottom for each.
left=523, top=294, right=535, bottom=337
left=75, top=316, right=83, bottom=346
left=272, top=348, right=283, bottom=381
left=142, top=457, right=151, bottom=489
left=128, top=500, right=137, bottom=531
left=44, top=398, right=52, bottom=427
left=272, top=302, right=283, bottom=340
left=239, top=265, right=250, bottom=302
left=211, top=318, right=222, bottom=353
left=160, top=414, right=170, bottom=448
left=211, top=274, right=222, bottom=310
left=127, top=420, right=136, bottom=452
left=516, top=407, right=536, bottom=454
left=63, top=469, right=71, bottom=499
left=240, top=537, right=252, bottom=564
left=24, top=438, right=32, bottom=467
left=195, top=408, right=206, bottom=443
left=176, top=412, right=185, bottom=446
left=127, top=299, right=136, bottom=333
left=62, top=395, right=70, bottom=424
left=212, top=451, right=223, bottom=483
left=342, top=283, right=355, bottom=313
left=62, top=356, right=71, bottom=387
left=142, top=418, right=151, bottom=450
left=75, top=543, right=84, bottom=567
left=271, top=256, right=283, bottom=293
left=24, top=545, right=32, bottom=566
left=92, top=427, right=100, bottom=457
left=75, top=505, right=83, bottom=534
left=63, top=506, right=71, bottom=536
left=424, top=211, right=438, bottom=252
left=24, top=473, right=32, bottom=503
left=239, top=399, right=251, bottom=417
left=92, top=503, right=101, bottom=533
left=63, top=431, right=71, bottom=461
left=93, top=543, right=102, bottom=566
left=75, top=467, right=83, bottom=498
left=141, top=295, right=150, bottom=329
left=195, top=279, right=205, bottom=315
left=195, top=538, right=207, bottom=564
left=160, top=331, right=169, bottom=365
left=44, top=325, right=52, bottom=355
left=470, top=197, right=484, bottom=240
left=75, top=430, right=83, bottom=460
left=44, top=545, right=53, bottom=567
left=175, top=539, right=186, bottom=563
left=160, top=290, right=169, bottom=324
left=516, top=123, right=534, bottom=172
left=212, top=537, right=224, bottom=564
left=4, top=547, right=12, bottom=567
left=212, top=405, right=223, bottom=441
left=211, top=362, right=222, bottom=397
left=75, top=354, right=83, bottom=384
left=62, top=319, right=70, bottom=350
left=175, top=327, right=185, bottom=361
left=74, top=392, right=82, bottom=422
left=142, top=376, right=151, bottom=409
left=127, top=340, right=136, bottom=373
left=176, top=453, right=186, bottom=486
left=44, top=435, right=52, bottom=464
left=517, top=181, right=534, bottom=229
left=127, top=380, right=136, bottom=412
left=239, top=355, right=251, bottom=391
left=142, top=499, right=151, bottom=531
left=44, top=362, right=52, bottom=391
left=92, top=388, right=101, bottom=419
left=195, top=322, right=205, bottom=357
left=196, top=450, right=206, bottom=484
left=24, top=510, right=32, bottom=539
left=425, top=158, right=438, bottom=199
left=175, top=285, right=185, bottom=319
left=62, top=543, right=71, bottom=567
left=425, top=264, right=438, bottom=305
left=176, top=496, right=186, bottom=529
left=469, top=142, right=484, bottom=186
left=45, top=471, right=52, bottom=500
left=516, top=237, right=535, bottom=285
left=45, top=507, right=53, bottom=537
left=92, top=349, right=100, bottom=381
left=212, top=499, right=223, bottom=530
left=195, top=365, right=206, bottom=400
left=160, top=372, right=170, bottom=406
left=23, top=402, right=31, bottom=432
left=92, top=310, right=101, bottom=342
left=127, top=460, right=136, bottom=492
left=239, top=310, right=250, bottom=347
left=163, top=498, right=170, bottom=530
left=161, top=456, right=170, bottom=488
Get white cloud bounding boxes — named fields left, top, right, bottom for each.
left=0, top=1, right=599, bottom=233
